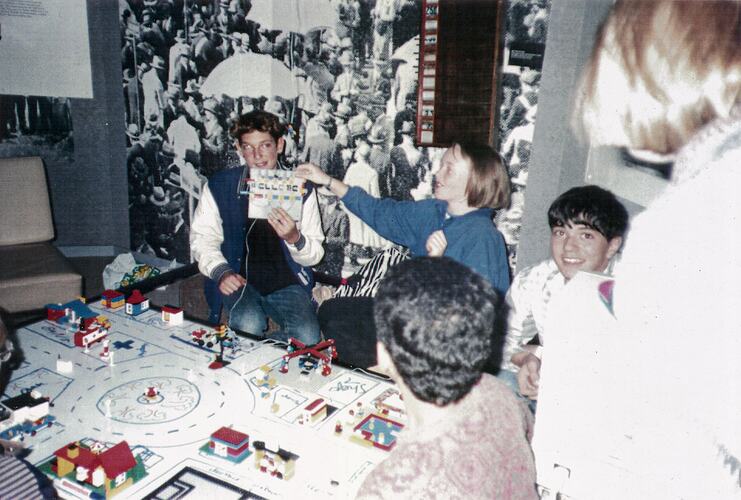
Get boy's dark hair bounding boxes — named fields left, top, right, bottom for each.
left=229, top=110, right=287, bottom=142
left=374, top=257, right=498, bottom=406
left=548, top=185, right=629, bottom=241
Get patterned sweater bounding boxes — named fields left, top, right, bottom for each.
left=356, top=374, right=538, bottom=499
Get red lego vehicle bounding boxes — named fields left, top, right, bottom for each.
left=191, top=329, right=215, bottom=348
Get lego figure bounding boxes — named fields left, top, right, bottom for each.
left=99, top=339, right=111, bottom=360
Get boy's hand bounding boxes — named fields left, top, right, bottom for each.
left=425, top=230, right=447, bottom=257
left=517, top=353, right=541, bottom=399
left=219, top=272, right=246, bottom=295
left=268, top=207, right=300, bottom=244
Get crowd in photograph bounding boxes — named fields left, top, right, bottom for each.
left=120, top=0, right=433, bottom=274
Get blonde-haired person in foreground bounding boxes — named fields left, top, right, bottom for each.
left=573, top=0, right=741, bottom=497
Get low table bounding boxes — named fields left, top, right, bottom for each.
left=6, top=298, right=405, bottom=499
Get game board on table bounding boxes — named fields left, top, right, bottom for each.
left=7, top=297, right=406, bottom=499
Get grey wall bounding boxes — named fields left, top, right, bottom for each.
left=50, top=0, right=129, bottom=251
left=516, top=0, right=642, bottom=269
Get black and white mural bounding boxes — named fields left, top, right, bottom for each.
left=0, top=95, right=74, bottom=162
left=119, top=0, right=430, bottom=274
left=496, top=0, right=550, bottom=272
left=120, top=0, right=550, bottom=277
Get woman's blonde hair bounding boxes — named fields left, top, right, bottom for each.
left=457, top=142, right=511, bottom=209
left=573, top=0, right=741, bottom=155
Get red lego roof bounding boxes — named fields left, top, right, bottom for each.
left=305, top=398, right=326, bottom=413
left=162, top=305, right=182, bottom=314
left=54, top=443, right=99, bottom=471
left=127, top=290, right=148, bottom=305
left=102, top=290, right=124, bottom=299
left=47, top=308, right=65, bottom=320
left=99, top=441, right=137, bottom=478
left=212, top=426, right=249, bottom=447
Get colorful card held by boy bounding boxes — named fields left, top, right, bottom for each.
left=239, top=168, right=305, bottom=221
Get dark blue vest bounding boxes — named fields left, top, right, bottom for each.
left=203, top=167, right=316, bottom=321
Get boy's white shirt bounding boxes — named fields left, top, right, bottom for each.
left=501, top=257, right=617, bottom=372
left=501, top=259, right=565, bottom=372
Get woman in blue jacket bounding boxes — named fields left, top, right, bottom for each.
left=296, top=141, right=511, bottom=367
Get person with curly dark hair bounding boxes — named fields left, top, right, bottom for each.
left=356, top=257, right=537, bottom=499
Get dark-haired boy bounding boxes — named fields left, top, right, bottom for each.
left=190, top=110, right=325, bottom=343
left=500, top=185, right=629, bottom=402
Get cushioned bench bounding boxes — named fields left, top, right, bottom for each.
left=0, top=156, right=82, bottom=313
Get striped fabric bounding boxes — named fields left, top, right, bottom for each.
left=334, top=247, right=409, bottom=298
left=0, top=455, right=47, bottom=499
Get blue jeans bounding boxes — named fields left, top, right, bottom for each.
left=225, top=284, right=320, bottom=345
left=497, top=369, right=538, bottom=414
